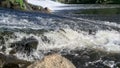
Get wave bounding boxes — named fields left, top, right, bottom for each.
left=0, top=8, right=120, bottom=62
left=0, top=10, right=120, bottom=31
left=1, top=28, right=120, bottom=61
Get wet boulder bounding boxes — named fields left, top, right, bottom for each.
left=28, top=4, right=52, bottom=13
left=0, top=59, right=3, bottom=68
left=0, top=53, right=32, bottom=68
left=42, top=7, right=52, bottom=13
left=27, top=54, right=76, bottom=68
left=23, top=36, right=38, bottom=50
left=10, top=36, right=38, bottom=54
left=0, top=0, right=11, bottom=8
left=3, top=63, right=19, bottom=68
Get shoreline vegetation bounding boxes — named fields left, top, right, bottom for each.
left=0, top=0, right=52, bottom=13
left=58, top=0, right=120, bottom=4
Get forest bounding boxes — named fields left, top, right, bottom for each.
left=58, top=0, right=120, bottom=4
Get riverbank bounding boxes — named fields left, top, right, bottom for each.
left=0, top=0, right=52, bottom=13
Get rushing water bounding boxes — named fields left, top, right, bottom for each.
left=0, top=3, right=120, bottom=68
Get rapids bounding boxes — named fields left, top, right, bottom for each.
left=0, top=1, right=120, bottom=67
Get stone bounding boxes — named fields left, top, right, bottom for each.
left=3, top=63, right=19, bottom=68
left=0, top=53, right=32, bottom=68
left=23, top=36, right=38, bottom=50
left=10, top=36, right=38, bottom=54
left=0, top=1, right=8, bottom=7
left=9, top=49, right=16, bottom=54
left=42, top=7, right=52, bottom=13
left=27, top=54, right=76, bottom=68
left=0, top=53, right=31, bottom=64
left=0, top=59, right=4, bottom=68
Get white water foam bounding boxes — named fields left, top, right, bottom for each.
left=0, top=13, right=60, bottom=29
left=0, top=8, right=120, bottom=61
left=1, top=12, right=120, bottom=31
left=26, top=0, right=66, bottom=11
left=26, top=0, right=120, bottom=11
left=1, top=28, right=120, bottom=61
left=0, top=14, right=40, bottom=29
left=38, top=29, right=120, bottom=53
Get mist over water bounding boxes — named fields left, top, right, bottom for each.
left=0, top=0, right=120, bottom=67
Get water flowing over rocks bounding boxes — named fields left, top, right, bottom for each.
left=27, top=54, right=76, bottom=68
left=10, top=36, right=38, bottom=54
left=0, top=3, right=120, bottom=68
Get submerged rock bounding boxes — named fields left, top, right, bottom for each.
left=10, top=36, right=38, bottom=54
left=0, top=59, right=3, bottom=68
left=23, top=36, right=38, bottom=50
left=0, top=53, right=32, bottom=68
left=42, top=7, right=52, bottom=13
left=27, top=54, right=76, bottom=68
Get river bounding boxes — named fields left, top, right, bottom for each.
left=0, top=4, right=120, bottom=68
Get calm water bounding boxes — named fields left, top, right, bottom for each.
left=0, top=4, right=120, bottom=68
left=54, top=5, right=120, bottom=22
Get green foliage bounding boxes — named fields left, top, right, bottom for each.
left=96, top=0, right=113, bottom=4
left=9, top=0, right=24, bottom=9
left=112, top=0, right=120, bottom=4
left=76, top=8, right=120, bottom=14
left=15, top=0, right=24, bottom=9
left=59, top=0, right=120, bottom=4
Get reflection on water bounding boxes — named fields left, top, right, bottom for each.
left=75, top=8, right=120, bottom=15
left=54, top=8, right=120, bottom=22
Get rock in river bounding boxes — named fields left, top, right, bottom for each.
left=27, top=54, right=76, bottom=68
left=10, top=36, right=38, bottom=54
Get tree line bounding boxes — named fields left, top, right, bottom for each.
left=58, top=0, right=120, bottom=4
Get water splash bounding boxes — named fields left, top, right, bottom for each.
left=26, top=0, right=65, bottom=11
left=1, top=28, right=120, bottom=62
left=26, top=0, right=120, bottom=11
